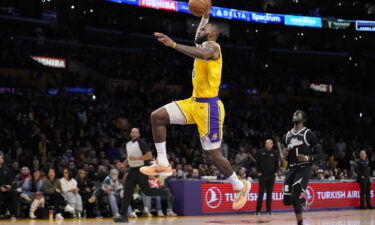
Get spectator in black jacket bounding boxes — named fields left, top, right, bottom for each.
left=356, top=151, right=373, bottom=209
left=76, top=169, right=95, bottom=217
left=0, top=154, right=20, bottom=219
left=255, top=139, right=279, bottom=215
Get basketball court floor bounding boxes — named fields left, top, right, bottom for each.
left=1, top=209, right=374, bottom=225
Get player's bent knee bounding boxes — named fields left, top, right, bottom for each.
left=291, top=185, right=302, bottom=202
left=205, top=148, right=221, bottom=161
left=151, top=108, right=169, bottom=125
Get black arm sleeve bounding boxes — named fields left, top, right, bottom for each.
left=139, top=139, right=151, bottom=154
left=306, top=130, right=325, bottom=162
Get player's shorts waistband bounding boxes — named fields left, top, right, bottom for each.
left=192, top=96, right=220, bottom=103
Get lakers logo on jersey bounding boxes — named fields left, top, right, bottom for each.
left=211, top=133, right=218, bottom=141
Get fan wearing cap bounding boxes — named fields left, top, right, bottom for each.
left=281, top=110, right=325, bottom=225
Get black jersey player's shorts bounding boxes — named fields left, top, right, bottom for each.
left=283, top=165, right=310, bottom=195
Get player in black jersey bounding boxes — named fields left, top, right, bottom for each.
left=281, top=110, right=325, bottom=225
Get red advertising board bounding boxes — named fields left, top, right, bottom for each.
left=202, top=182, right=375, bottom=212
left=139, top=0, right=177, bottom=11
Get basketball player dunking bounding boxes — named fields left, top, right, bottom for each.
left=140, top=15, right=251, bottom=210
left=282, top=110, right=325, bottom=225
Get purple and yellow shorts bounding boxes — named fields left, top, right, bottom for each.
left=174, top=96, right=225, bottom=150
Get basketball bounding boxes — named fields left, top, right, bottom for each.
left=188, top=0, right=212, bottom=17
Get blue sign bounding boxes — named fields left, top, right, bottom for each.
left=64, top=87, right=95, bottom=93
left=249, top=12, right=284, bottom=24
left=356, top=20, right=375, bottom=31
left=285, top=15, right=322, bottom=28
left=177, top=2, right=190, bottom=13
left=106, top=0, right=139, bottom=5
left=212, top=6, right=249, bottom=22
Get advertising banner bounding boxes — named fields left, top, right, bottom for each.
left=139, top=0, right=177, bottom=11
left=356, top=20, right=375, bottom=31
left=324, top=19, right=352, bottom=30
left=285, top=15, right=322, bottom=28
left=249, top=12, right=284, bottom=24
left=30, top=56, right=66, bottom=69
left=106, top=0, right=139, bottom=5
left=310, top=83, right=333, bottom=93
left=202, top=182, right=375, bottom=213
left=211, top=7, right=249, bottom=22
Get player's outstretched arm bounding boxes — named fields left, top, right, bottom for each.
left=195, top=15, right=209, bottom=46
left=154, top=32, right=219, bottom=60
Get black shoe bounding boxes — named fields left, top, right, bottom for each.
left=267, top=212, right=272, bottom=215
left=359, top=206, right=366, bottom=210
left=255, top=212, right=260, bottom=215
left=113, top=216, right=129, bottom=223
left=368, top=206, right=374, bottom=209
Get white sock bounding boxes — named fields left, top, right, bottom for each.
left=227, top=172, right=244, bottom=190
left=155, top=142, right=169, bottom=167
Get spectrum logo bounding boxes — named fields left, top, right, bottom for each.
left=205, top=187, right=222, bottom=209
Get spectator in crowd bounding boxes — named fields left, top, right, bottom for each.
left=76, top=169, right=95, bottom=217
left=316, top=169, right=324, bottom=180
left=235, top=146, right=248, bottom=165
left=42, top=168, right=74, bottom=219
left=142, top=176, right=177, bottom=217
left=20, top=167, right=31, bottom=182
left=190, top=169, right=200, bottom=179
left=14, top=166, right=31, bottom=189
left=101, top=169, right=124, bottom=218
left=21, top=169, right=44, bottom=219
left=60, top=168, right=83, bottom=217
left=0, top=154, right=20, bottom=219
left=63, top=150, right=75, bottom=165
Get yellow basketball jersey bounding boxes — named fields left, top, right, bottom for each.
left=192, top=41, right=222, bottom=98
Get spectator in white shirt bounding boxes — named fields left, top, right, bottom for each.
left=60, top=168, right=83, bottom=217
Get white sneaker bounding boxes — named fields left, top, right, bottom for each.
left=56, top=213, right=64, bottom=219
left=143, top=207, right=153, bottom=217
left=29, top=212, right=36, bottom=219
left=114, top=213, right=121, bottom=218
left=128, top=212, right=137, bottom=218
left=157, top=210, right=165, bottom=217
left=166, top=210, right=177, bottom=217
left=64, top=204, right=75, bottom=213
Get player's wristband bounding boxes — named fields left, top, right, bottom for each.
left=305, top=156, right=309, bottom=161
left=203, top=15, right=209, bottom=19
left=172, top=42, right=177, bottom=48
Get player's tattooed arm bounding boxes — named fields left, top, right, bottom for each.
left=154, top=32, right=219, bottom=60
left=174, top=41, right=219, bottom=60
